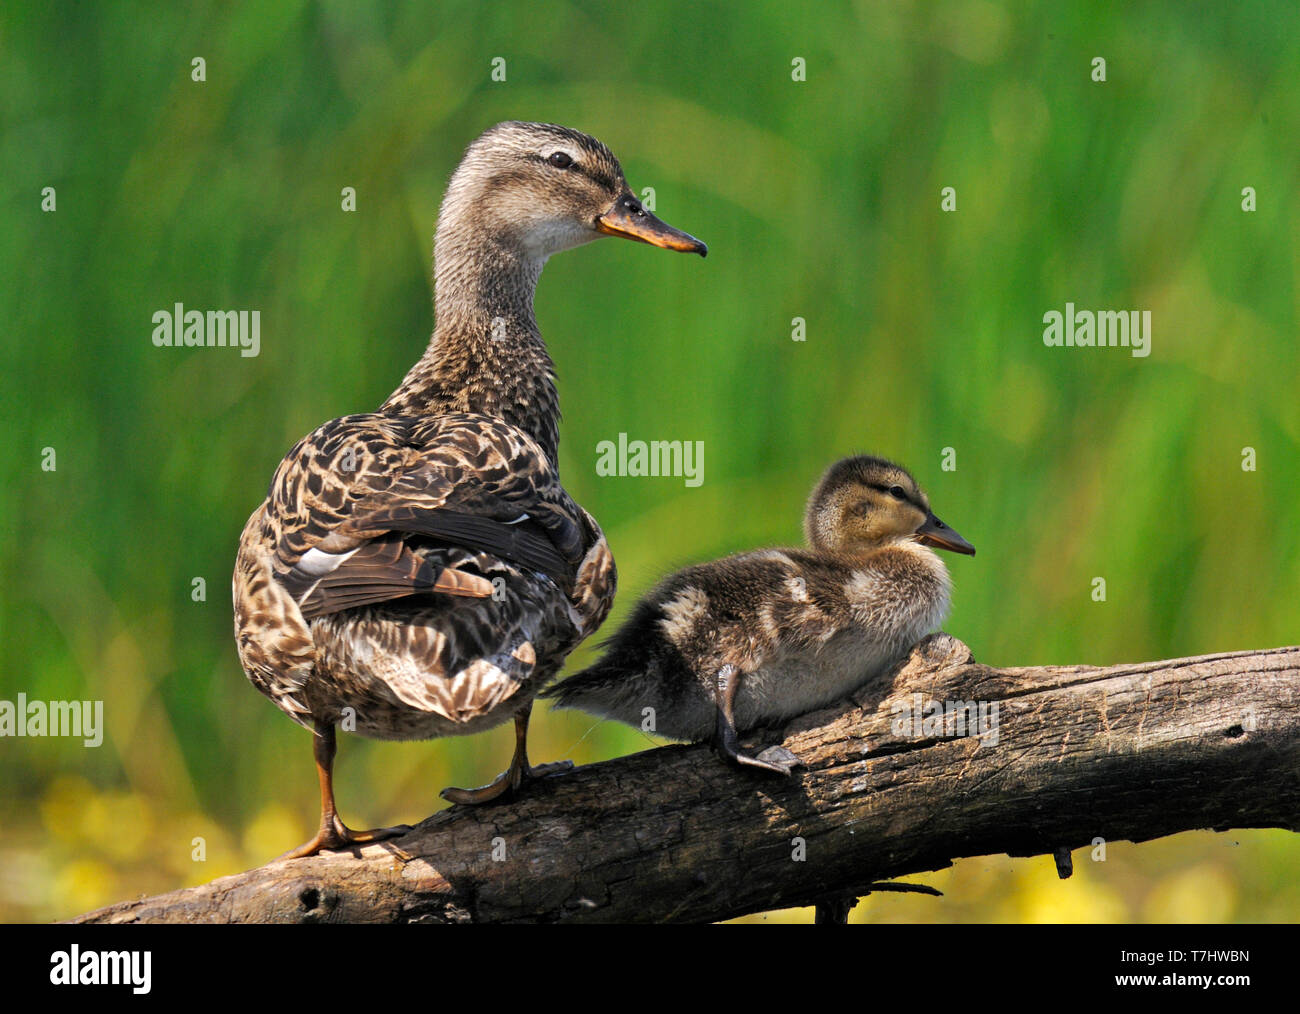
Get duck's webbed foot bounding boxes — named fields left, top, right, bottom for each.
left=714, top=665, right=802, bottom=777
left=439, top=706, right=573, bottom=806
left=279, top=815, right=412, bottom=861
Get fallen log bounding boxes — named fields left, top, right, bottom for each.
left=73, top=635, right=1300, bottom=924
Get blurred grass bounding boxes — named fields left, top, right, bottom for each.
left=1, top=0, right=1297, bottom=922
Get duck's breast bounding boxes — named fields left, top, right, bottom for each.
left=733, top=543, right=953, bottom=731
left=733, top=626, right=905, bottom=731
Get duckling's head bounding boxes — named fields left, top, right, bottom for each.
left=804, top=455, right=975, bottom=556
left=437, top=121, right=706, bottom=262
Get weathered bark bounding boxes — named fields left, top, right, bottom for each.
left=73, top=636, right=1300, bottom=924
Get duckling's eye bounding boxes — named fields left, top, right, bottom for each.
left=547, top=151, right=574, bottom=169
left=889, top=485, right=908, bottom=500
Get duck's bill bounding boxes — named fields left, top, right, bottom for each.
left=596, top=193, right=707, bottom=256
left=916, top=513, right=976, bottom=555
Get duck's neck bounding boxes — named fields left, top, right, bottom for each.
left=382, top=229, right=561, bottom=464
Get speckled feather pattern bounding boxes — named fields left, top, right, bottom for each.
left=234, top=411, right=615, bottom=739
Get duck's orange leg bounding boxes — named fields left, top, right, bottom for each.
left=439, top=704, right=572, bottom=805
left=278, top=722, right=410, bottom=860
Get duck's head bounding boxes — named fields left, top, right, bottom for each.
left=438, top=121, right=707, bottom=261
left=804, top=455, right=975, bottom=556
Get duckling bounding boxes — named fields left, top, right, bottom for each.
left=543, top=455, right=975, bottom=774
left=234, top=122, right=706, bottom=858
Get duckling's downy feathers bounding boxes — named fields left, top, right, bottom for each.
left=545, top=541, right=950, bottom=741
left=545, top=454, right=973, bottom=757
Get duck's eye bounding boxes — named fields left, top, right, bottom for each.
left=889, top=485, right=907, bottom=500
left=547, top=151, right=574, bottom=169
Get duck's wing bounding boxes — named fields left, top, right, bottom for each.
left=279, top=533, right=495, bottom=620
left=266, top=411, right=594, bottom=622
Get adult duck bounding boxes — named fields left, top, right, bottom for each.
left=234, top=122, right=706, bottom=857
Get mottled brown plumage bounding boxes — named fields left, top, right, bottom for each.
left=544, top=455, right=975, bottom=774
left=233, top=122, right=705, bottom=857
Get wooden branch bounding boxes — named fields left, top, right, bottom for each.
left=73, top=636, right=1300, bottom=924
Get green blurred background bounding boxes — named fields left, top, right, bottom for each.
left=1, top=1, right=1296, bottom=923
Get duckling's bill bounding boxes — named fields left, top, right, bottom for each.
left=916, top=512, right=976, bottom=555
left=596, top=191, right=707, bottom=255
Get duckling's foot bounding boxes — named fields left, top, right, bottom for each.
left=278, top=815, right=412, bottom=861
left=438, top=705, right=572, bottom=806
left=755, top=745, right=802, bottom=774
left=720, top=741, right=800, bottom=777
